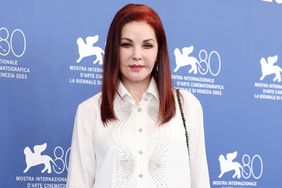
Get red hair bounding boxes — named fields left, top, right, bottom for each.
left=101, top=4, right=175, bottom=125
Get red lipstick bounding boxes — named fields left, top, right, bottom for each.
left=128, top=64, right=145, bottom=70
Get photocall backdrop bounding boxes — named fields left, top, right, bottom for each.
left=1, top=0, right=281, bottom=187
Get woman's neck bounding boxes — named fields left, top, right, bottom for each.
left=122, top=78, right=151, bottom=105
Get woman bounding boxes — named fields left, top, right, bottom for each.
left=67, top=3, right=210, bottom=188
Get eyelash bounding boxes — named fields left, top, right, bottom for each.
left=120, top=43, right=132, bottom=48
left=120, top=43, right=154, bottom=49
left=143, top=44, right=154, bottom=49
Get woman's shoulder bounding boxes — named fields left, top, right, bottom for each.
left=176, top=89, right=202, bottom=110
left=78, top=91, right=102, bottom=111
left=176, top=89, right=200, bottom=104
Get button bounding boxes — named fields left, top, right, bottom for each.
left=137, top=108, right=142, bottom=112
left=139, top=150, right=143, bottom=155
left=138, top=128, right=143, bottom=132
left=139, top=174, right=143, bottom=178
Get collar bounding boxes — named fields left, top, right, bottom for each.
left=116, top=78, right=159, bottom=104
left=117, top=80, right=132, bottom=99
left=146, top=78, right=159, bottom=103
left=113, top=78, right=159, bottom=121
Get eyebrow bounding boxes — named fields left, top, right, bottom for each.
left=120, top=38, right=156, bottom=43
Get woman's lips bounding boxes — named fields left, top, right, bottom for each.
left=128, top=64, right=145, bottom=71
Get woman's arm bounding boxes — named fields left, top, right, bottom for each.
left=67, top=104, right=96, bottom=188
left=181, top=90, right=210, bottom=188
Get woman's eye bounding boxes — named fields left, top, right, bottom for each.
left=143, top=43, right=154, bottom=49
left=120, top=43, right=132, bottom=48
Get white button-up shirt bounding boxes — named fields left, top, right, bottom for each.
left=67, top=79, right=210, bottom=188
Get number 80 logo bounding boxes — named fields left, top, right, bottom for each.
left=52, top=146, right=71, bottom=174
left=241, top=154, right=263, bottom=180
left=198, top=49, right=221, bottom=76
left=0, top=27, right=26, bottom=57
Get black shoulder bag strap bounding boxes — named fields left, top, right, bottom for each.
left=176, top=89, right=192, bottom=176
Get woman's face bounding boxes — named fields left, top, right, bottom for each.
left=119, top=21, right=158, bottom=85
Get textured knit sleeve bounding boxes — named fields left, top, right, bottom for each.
left=181, top=90, right=210, bottom=188
left=66, top=103, right=96, bottom=188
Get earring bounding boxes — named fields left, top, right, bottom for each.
left=155, top=62, right=159, bottom=72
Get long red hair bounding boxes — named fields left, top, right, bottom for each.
left=101, top=4, right=175, bottom=125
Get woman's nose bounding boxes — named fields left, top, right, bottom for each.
left=132, top=47, right=142, bottom=61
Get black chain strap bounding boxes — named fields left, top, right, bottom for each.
left=176, top=89, right=191, bottom=174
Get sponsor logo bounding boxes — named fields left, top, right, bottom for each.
left=254, top=55, right=282, bottom=101
left=0, top=27, right=30, bottom=80
left=173, top=46, right=201, bottom=74
left=23, top=143, right=61, bottom=174
left=76, top=35, right=104, bottom=65
left=262, top=0, right=282, bottom=4
left=172, top=45, right=224, bottom=96
left=259, top=55, right=282, bottom=82
left=173, top=45, right=221, bottom=76
left=213, top=151, right=263, bottom=187
left=218, top=151, right=246, bottom=179
left=16, top=143, right=70, bottom=187
left=68, top=34, right=104, bottom=86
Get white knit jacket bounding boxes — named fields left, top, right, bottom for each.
left=67, top=79, right=210, bottom=188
